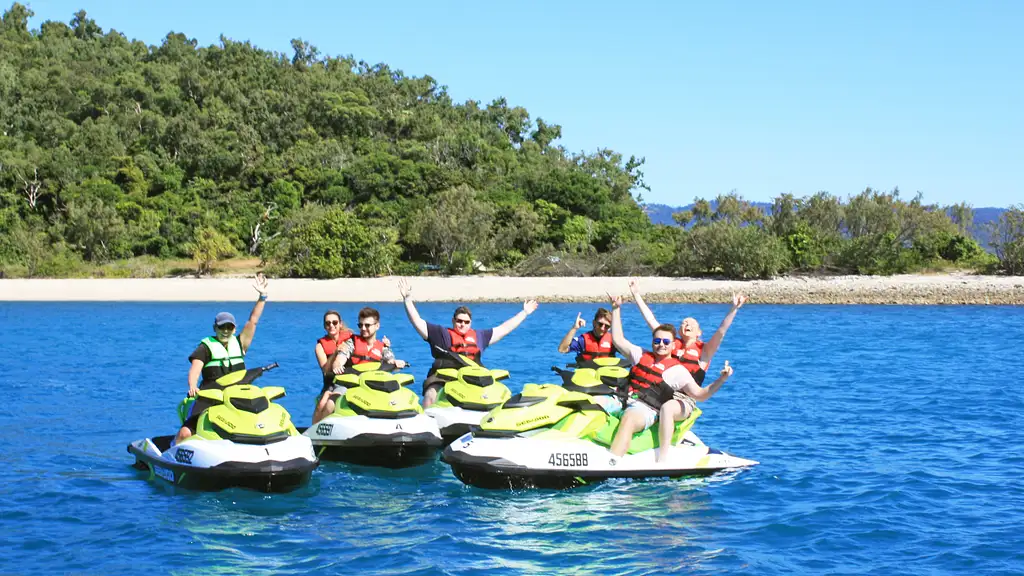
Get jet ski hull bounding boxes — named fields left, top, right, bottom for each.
left=127, top=435, right=318, bottom=492
left=424, top=406, right=491, bottom=445
left=302, top=415, right=443, bottom=468
left=441, top=432, right=758, bottom=490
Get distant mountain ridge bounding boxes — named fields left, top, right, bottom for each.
left=642, top=202, right=1007, bottom=248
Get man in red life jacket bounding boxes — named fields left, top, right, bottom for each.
left=313, top=307, right=407, bottom=423
left=607, top=292, right=734, bottom=462
left=398, top=278, right=539, bottom=408
left=629, top=278, right=747, bottom=385
left=557, top=308, right=617, bottom=363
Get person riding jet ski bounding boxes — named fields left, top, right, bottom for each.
left=128, top=363, right=318, bottom=492
left=313, top=307, right=408, bottom=424
left=175, top=274, right=268, bottom=446
left=423, top=348, right=512, bottom=443
left=607, top=293, right=734, bottom=463
left=303, top=362, right=442, bottom=467
left=629, top=278, right=746, bottom=385
left=556, top=308, right=618, bottom=364
left=398, top=278, right=537, bottom=408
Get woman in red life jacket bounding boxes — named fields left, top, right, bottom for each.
left=556, top=308, right=617, bottom=363
left=607, top=293, right=734, bottom=462
left=315, top=310, right=353, bottom=386
left=312, top=307, right=408, bottom=423
left=398, top=278, right=539, bottom=408
left=629, top=278, right=747, bottom=385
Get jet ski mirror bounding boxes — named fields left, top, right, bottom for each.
left=262, top=386, right=286, bottom=401
left=197, top=389, right=225, bottom=404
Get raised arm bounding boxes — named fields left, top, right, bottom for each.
left=239, top=273, right=268, bottom=352
left=682, top=361, right=733, bottom=402
left=701, top=293, right=747, bottom=364
left=557, top=313, right=586, bottom=353
left=628, top=278, right=660, bottom=331
left=609, top=294, right=634, bottom=356
left=490, top=300, right=539, bottom=344
left=398, top=278, right=429, bottom=340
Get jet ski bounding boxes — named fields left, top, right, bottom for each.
left=424, top=351, right=512, bottom=444
left=302, top=363, right=443, bottom=468
left=441, top=382, right=757, bottom=489
left=127, top=363, right=319, bottom=492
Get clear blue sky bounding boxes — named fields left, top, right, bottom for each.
left=24, top=0, right=1024, bottom=208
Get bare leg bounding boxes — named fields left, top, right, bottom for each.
left=422, top=386, right=439, bottom=408
left=610, top=409, right=646, bottom=457
left=312, top=392, right=336, bottom=424
left=657, top=401, right=683, bottom=462
left=174, top=426, right=191, bottom=446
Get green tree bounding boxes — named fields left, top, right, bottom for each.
left=187, top=226, right=235, bottom=275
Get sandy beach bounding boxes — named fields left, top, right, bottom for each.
left=1, top=274, right=1022, bottom=304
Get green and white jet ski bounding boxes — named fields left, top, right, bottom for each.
left=127, top=364, right=319, bottom=492
left=423, top=352, right=512, bottom=444
left=302, top=363, right=443, bottom=468
left=441, top=381, right=757, bottom=490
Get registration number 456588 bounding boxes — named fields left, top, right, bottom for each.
left=548, top=453, right=588, bottom=467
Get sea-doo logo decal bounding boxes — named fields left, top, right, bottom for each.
left=654, top=363, right=664, bottom=369
left=466, top=337, right=476, bottom=343
left=256, top=423, right=265, bottom=429
left=316, top=423, right=334, bottom=436
left=395, top=423, right=403, bottom=430
left=516, top=415, right=548, bottom=427
left=153, top=465, right=174, bottom=482
left=548, top=453, right=587, bottom=467
left=215, top=415, right=236, bottom=429
left=174, top=448, right=194, bottom=465
left=685, top=349, right=699, bottom=357
left=601, top=342, right=611, bottom=347
left=390, top=400, right=397, bottom=406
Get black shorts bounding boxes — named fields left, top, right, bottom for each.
left=421, top=372, right=446, bottom=396
left=182, top=395, right=216, bottom=434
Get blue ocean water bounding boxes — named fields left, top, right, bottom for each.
left=1, top=301, right=1022, bottom=575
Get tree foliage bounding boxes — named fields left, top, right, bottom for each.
left=0, top=4, right=1015, bottom=280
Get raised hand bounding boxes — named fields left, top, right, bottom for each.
left=398, top=278, right=412, bottom=300
left=381, top=335, right=391, bottom=348
left=628, top=278, right=641, bottom=297
left=732, top=293, right=748, bottom=309
left=253, top=272, right=268, bottom=296
left=607, top=292, right=623, bottom=308
left=573, top=312, right=586, bottom=329
left=720, top=360, right=733, bottom=378
left=523, top=299, right=539, bottom=315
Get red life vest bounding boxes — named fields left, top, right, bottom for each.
left=318, top=331, right=354, bottom=356
left=628, top=352, right=681, bottom=409
left=447, top=328, right=482, bottom=362
left=672, top=338, right=706, bottom=384
left=347, top=334, right=385, bottom=366
left=577, top=331, right=615, bottom=362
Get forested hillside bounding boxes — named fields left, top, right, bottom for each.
left=1, top=4, right=1021, bottom=278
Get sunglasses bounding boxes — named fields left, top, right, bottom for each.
left=596, top=322, right=611, bottom=329
left=357, top=322, right=376, bottom=329
left=454, top=319, right=471, bottom=325
left=217, top=324, right=235, bottom=331
left=652, top=338, right=672, bottom=345
left=324, top=320, right=340, bottom=326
